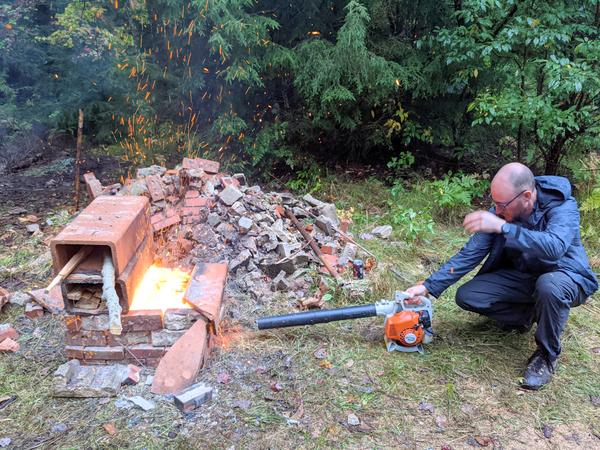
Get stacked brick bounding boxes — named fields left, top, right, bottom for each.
left=64, top=308, right=204, bottom=367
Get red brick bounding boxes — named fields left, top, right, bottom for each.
left=183, top=217, right=200, bottom=225
left=106, top=331, right=151, bottom=346
left=165, top=195, right=180, bottom=205
left=340, top=219, right=350, bottom=233
left=0, top=337, right=19, bottom=353
left=182, top=157, right=220, bottom=174
left=25, top=303, right=44, bottom=319
left=82, top=346, right=124, bottom=360
left=0, top=325, right=19, bottom=342
left=65, top=345, right=85, bottom=359
left=64, top=316, right=82, bottom=332
left=184, top=263, right=228, bottom=329
left=0, top=287, right=9, bottom=308
left=151, top=213, right=164, bottom=225
left=146, top=175, right=165, bottom=201
left=185, top=190, right=200, bottom=199
left=126, top=344, right=166, bottom=359
left=184, top=197, right=214, bottom=208
left=165, top=207, right=179, bottom=218
left=320, top=245, right=335, bottom=255
left=122, top=364, right=141, bottom=385
left=166, top=169, right=179, bottom=176
left=153, top=214, right=181, bottom=232
left=181, top=206, right=201, bottom=217
left=152, top=320, right=208, bottom=394
left=121, top=310, right=163, bottom=332
left=66, top=330, right=107, bottom=346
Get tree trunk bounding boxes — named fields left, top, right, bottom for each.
left=74, top=109, right=84, bottom=210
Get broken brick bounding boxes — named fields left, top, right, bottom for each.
left=184, top=197, right=214, bottom=208
left=0, top=287, right=9, bottom=309
left=181, top=206, right=201, bottom=217
left=66, top=330, right=108, bottom=347
left=29, top=286, right=64, bottom=314
left=0, top=337, right=19, bottom=353
left=65, top=345, right=85, bottom=359
left=0, top=324, right=19, bottom=342
left=126, top=344, right=166, bottom=359
left=182, top=157, right=220, bottom=174
left=320, top=245, right=335, bottom=255
left=145, top=175, right=165, bottom=201
left=121, top=310, right=163, bottom=332
left=185, top=190, right=200, bottom=199
left=80, top=315, right=110, bottom=331
left=184, top=263, right=228, bottom=329
left=151, top=213, right=164, bottom=225
left=25, top=302, right=44, bottom=319
left=151, top=319, right=208, bottom=394
left=153, top=214, right=181, bottom=233
left=83, top=346, right=125, bottom=360
left=122, top=364, right=141, bottom=385
left=83, top=172, right=104, bottom=200
left=219, top=175, right=240, bottom=189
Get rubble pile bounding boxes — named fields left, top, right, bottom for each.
left=111, top=157, right=363, bottom=302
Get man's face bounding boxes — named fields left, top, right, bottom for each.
left=491, top=185, right=528, bottom=222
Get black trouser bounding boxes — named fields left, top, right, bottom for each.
left=455, top=269, right=587, bottom=362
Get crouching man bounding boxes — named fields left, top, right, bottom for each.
left=407, top=162, right=597, bottom=389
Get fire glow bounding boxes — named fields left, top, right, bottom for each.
left=129, top=264, right=191, bottom=314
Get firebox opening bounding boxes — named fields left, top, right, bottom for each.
left=128, top=264, right=192, bottom=315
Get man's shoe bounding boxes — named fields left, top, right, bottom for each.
left=499, top=322, right=532, bottom=334
left=521, top=348, right=557, bottom=390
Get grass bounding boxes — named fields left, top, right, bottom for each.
left=1, top=175, right=599, bottom=449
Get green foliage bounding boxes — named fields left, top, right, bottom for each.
left=387, top=180, right=434, bottom=242
left=286, top=158, right=324, bottom=193
left=425, top=172, right=490, bottom=219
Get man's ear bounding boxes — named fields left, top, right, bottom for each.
left=523, top=191, right=532, bottom=200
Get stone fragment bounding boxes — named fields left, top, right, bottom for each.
left=126, top=396, right=155, bottom=411
left=229, top=250, right=252, bottom=272
left=145, top=175, right=165, bottom=201
left=136, top=165, right=166, bottom=178
left=8, top=291, right=32, bottom=306
left=347, top=413, right=360, bottom=426
left=26, top=223, right=41, bottom=234
left=318, top=203, right=339, bottom=225
left=182, top=157, right=220, bottom=174
left=371, top=225, right=393, bottom=239
left=173, top=383, right=213, bottom=412
left=53, top=360, right=126, bottom=398
left=339, top=243, right=357, bottom=267
left=292, top=207, right=308, bottom=218
left=151, top=329, right=186, bottom=346
left=164, top=309, right=200, bottom=331
left=247, top=185, right=261, bottom=195
left=232, top=173, right=247, bottom=185
left=271, top=271, right=290, bottom=291
left=202, top=181, right=216, bottom=196
left=230, top=201, right=247, bottom=215
left=315, top=216, right=336, bottom=236
left=240, top=236, right=258, bottom=254
left=276, top=242, right=302, bottom=259
left=215, top=222, right=236, bottom=242
left=218, top=185, right=243, bottom=206
left=207, top=212, right=221, bottom=227
left=260, top=253, right=310, bottom=277
left=81, top=315, right=110, bottom=331
left=25, top=303, right=44, bottom=319
left=303, top=193, right=326, bottom=208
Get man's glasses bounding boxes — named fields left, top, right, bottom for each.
left=492, top=189, right=527, bottom=209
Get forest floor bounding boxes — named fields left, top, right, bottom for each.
left=0, top=152, right=599, bottom=450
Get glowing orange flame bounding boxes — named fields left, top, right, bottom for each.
left=129, top=265, right=192, bottom=314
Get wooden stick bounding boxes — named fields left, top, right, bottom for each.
left=74, top=109, right=84, bottom=210
left=284, top=207, right=343, bottom=283
left=102, top=252, right=122, bottom=335
left=45, top=246, right=93, bottom=293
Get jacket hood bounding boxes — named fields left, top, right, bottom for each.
left=536, top=175, right=572, bottom=204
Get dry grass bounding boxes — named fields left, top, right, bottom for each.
left=1, top=178, right=599, bottom=449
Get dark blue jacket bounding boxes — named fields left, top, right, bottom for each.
left=424, top=176, right=598, bottom=299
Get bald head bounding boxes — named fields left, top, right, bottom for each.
left=492, top=162, right=535, bottom=194
left=490, top=162, right=536, bottom=221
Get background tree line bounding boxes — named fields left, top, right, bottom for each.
left=1, top=0, right=599, bottom=178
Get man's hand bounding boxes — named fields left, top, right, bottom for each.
left=406, top=283, right=429, bottom=299
left=463, top=211, right=506, bottom=234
